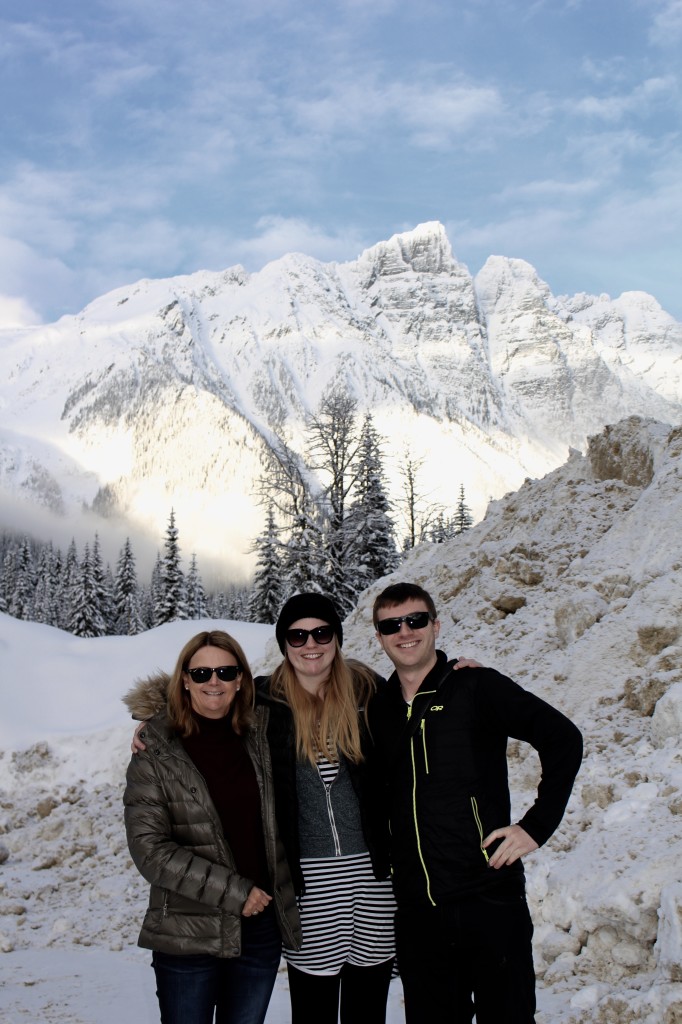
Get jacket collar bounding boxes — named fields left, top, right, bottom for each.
left=387, top=649, right=452, bottom=704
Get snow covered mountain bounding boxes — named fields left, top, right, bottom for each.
left=1, top=222, right=680, bottom=577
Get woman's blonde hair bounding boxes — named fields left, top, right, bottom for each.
left=270, top=645, right=376, bottom=765
left=167, top=630, right=254, bottom=737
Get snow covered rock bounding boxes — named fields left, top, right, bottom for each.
left=651, top=683, right=682, bottom=748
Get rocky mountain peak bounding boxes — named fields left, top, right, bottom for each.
left=357, top=220, right=456, bottom=277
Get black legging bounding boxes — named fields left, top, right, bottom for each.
left=286, top=959, right=395, bottom=1024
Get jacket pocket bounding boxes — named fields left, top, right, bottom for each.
left=149, top=887, right=220, bottom=916
left=470, top=796, right=490, bottom=864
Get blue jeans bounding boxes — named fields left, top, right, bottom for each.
left=152, top=910, right=282, bottom=1024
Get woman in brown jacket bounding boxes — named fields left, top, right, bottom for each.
left=123, top=629, right=301, bottom=1024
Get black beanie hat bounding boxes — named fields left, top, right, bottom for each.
left=275, top=593, right=343, bottom=653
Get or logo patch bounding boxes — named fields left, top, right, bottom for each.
left=430, top=705, right=444, bottom=712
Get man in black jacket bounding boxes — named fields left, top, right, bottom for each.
left=368, top=582, right=583, bottom=1024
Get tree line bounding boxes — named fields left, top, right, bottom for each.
left=0, top=511, right=247, bottom=638
left=0, top=389, right=473, bottom=636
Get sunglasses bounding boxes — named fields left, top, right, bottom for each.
left=376, top=611, right=433, bottom=636
left=286, top=625, right=335, bottom=648
left=186, top=665, right=241, bottom=684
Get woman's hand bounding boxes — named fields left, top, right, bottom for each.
left=242, top=886, right=273, bottom=917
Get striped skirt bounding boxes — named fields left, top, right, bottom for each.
left=283, top=851, right=396, bottom=975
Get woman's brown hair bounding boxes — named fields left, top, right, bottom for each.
left=270, top=644, right=376, bottom=765
left=167, top=630, right=255, bottom=737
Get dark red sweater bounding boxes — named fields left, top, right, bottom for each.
left=182, top=712, right=271, bottom=892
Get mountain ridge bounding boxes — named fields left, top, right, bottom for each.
left=1, top=222, right=680, bottom=577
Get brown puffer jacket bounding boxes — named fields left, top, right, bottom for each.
left=123, top=676, right=301, bottom=958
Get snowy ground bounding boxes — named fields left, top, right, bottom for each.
left=1, top=417, right=682, bottom=1022
left=0, top=948, right=407, bottom=1023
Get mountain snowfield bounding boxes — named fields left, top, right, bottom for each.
left=0, top=415, right=680, bottom=1023
left=1, top=222, right=681, bottom=579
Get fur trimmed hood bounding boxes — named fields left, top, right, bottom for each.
left=122, top=673, right=170, bottom=721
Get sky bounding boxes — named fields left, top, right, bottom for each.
left=0, top=0, right=681, bottom=329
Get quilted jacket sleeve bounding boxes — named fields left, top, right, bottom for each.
left=123, top=746, right=253, bottom=916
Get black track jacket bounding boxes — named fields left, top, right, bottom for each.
left=367, top=651, right=583, bottom=909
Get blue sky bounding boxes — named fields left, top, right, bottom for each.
left=1, top=0, right=680, bottom=326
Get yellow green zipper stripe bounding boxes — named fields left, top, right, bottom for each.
left=471, top=796, right=489, bottom=863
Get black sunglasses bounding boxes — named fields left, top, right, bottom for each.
left=186, top=665, right=242, bottom=683
left=286, top=625, right=335, bottom=648
left=376, top=611, right=433, bottom=636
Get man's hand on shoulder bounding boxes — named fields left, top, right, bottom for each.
left=131, top=721, right=148, bottom=754
left=483, top=824, right=539, bottom=868
left=453, top=658, right=483, bottom=669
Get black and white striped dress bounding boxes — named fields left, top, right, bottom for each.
left=282, top=756, right=396, bottom=976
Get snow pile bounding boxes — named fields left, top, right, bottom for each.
left=344, top=415, right=682, bottom=1023
left=1, top=415, right=682, bottom=1021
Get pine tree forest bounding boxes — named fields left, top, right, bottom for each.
left=0, top=392, right=474, bottom=635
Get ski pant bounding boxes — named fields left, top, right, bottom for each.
left=395, top=882, right=536, bottom=1024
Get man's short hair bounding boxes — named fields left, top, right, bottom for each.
left=372, top=582, right=438, bottom=627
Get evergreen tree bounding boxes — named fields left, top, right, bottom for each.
left=427, top=510, right=454, bottom=543
left=113, top=537, right=145, bottom=635
left=248, top=502, right=284, bottom=624
left=68, top=543, right=108, bottom=637
left=1, top=544, right=17, bottom=615
left=206, top=589, right=228, bottom=618
left=282, top=509, right=327, bottom=599
left=0, top=565, right=7, bottom=614
left=8, top=537, right=35, bottom=620
left=56, top=539, right=80, bottom=630
left=454, top=484, right=474, bottom=534
left=220, top=584, right=250, bottom=621
left=347, top=413, right=399, bottom=586
left=155, top=510, right=187, bottom=624
left=32, top=543, right=61, bottom=625
left=91, top=533, right=114, bottom=633
left=185, top=553, right=207, bottom=619
left=145, top=553, right=164, bottom=627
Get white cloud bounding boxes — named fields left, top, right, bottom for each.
left=0, top=293, right=42, bottom=328
left=649, top=0, right=682, bottom=45
left=572, top=76, right=678, bottom=122
left=495, top=177, right=602, bottom=202
left=233, top=216, right=368, bottom=267
left=0, top=234, right=75, bottom=321
left=385, top=80, right=505, bottom=149
left=289, top=72, right=506, bottom=149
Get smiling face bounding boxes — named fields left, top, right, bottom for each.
left=375, top=598, right=440, bottom=683
left=285, top=617, right=337, bottom=695
left=183, top=645, right=242, bottom=719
